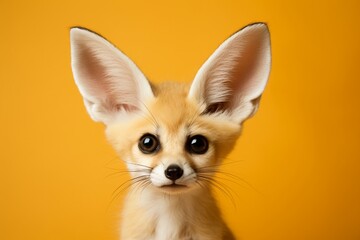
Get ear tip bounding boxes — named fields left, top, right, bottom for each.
left=230, top=22, right=270, bottom=41
left=240, top=22, right=271, bottom=45
left=70, top=27, right=87, bottom=41
left=70, top=26, right=88, bottom=34
left=246, top=22, right=268, bottom=27
left=70, top=26, right=101, bottom=40
left=245, top=22, right=270, bottom=33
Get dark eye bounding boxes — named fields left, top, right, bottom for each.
left=138, top=134, right=160, bottom=154
left=186, top=135, right=209, bottom=154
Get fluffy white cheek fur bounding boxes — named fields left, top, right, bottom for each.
left=150, top=165, right=172, bottom=187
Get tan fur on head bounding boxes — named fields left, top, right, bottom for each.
left=106, top=81, right=241, bottom=172
left=70, top=23, right=271, bottom=240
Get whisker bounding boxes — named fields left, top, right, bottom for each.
left=201, top=178, right=239, bottom=206
left=195, top=179, right=208, bottom=191
left=104, top=156, right=121, bottom=167
left=134, top=178, right=152, bottom=195
left=106, top=167, right=124, bottom=171
left=188, top=100, right=207, bottom=128
left=105, top=171, right=128, bottom=179
left=137, top=98, right=160, bottom=129
left=197, top=175, right=237, bottom=208
left=196, top=159, right=243, bottom=171
left=107, top=175, right=149, bottom=211
left=108, top=175, right=149, bottom=208
left=105, top=169, right=151, bottom=179
left=197, top=169, right=261, bottom=194
left=112, top=175, right=148, bottom=196
left=124, top=161, right=152, bottom=169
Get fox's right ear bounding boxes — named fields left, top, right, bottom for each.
left=70, top=27, right=154, bottom=125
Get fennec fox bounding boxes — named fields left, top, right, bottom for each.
left=70, top=22, right=271, bottom=240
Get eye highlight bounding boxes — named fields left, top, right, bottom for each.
left=138, top=134, right=160, bottom=154
left=186, top=135, right=209, bottom=154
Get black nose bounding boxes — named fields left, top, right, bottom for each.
left=165, top=164, right=183, bottom=181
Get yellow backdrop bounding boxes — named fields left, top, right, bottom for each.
left=1, top=0, right=360, bottom=239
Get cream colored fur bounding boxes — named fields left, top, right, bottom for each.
left=70, top=23, right=271, bottom=240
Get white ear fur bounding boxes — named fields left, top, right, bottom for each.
left=188, top=23, right=271, bottom=123
left=70, top=27, right=154, bottom=125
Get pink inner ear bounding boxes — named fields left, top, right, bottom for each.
left=227, top=31, right=269, bottom=109
left=77, top=45, right=140, bottom=113
left=191, top=23, right=271, bottom=117
left=76, top=44, right=111, bottom=101
left=71, top=30, right=146, bottom=114
left=71, top=28, right=155, bottom=124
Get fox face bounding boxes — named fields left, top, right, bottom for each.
left=70, top=23, right=271, bottom=196
left=105, top=82, right=242, bottom=194
left=71, top=23, right=271, bottom=239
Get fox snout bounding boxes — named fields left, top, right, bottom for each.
left=149, top=159, right=198, bottom=193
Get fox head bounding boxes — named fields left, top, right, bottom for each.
left=70, top=23, right=271, bottom=194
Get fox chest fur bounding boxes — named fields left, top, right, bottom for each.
left=70, top=23, right=271, bottom=240
left=122, top=187, right=229, bottom=240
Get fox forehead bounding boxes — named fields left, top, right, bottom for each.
left=106, top=81, right=241, bottom=160
left=151, top=82, right=198, bottom=133
left=106, top=81, right=200, bottom=145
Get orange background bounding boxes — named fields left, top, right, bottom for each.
left=1, top=0, right=360, bottom=239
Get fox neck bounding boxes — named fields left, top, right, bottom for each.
left=130, top=183, right=218, bottom=217
left=123, top=184, right=224, bottom=240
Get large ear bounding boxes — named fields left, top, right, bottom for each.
left=70, top=27, right=154, bottom=125
left=188, top=23, right=271, bottom=123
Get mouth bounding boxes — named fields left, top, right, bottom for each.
left=159, top=183, right=189, bottom=193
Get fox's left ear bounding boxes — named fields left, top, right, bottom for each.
left=188, top=23, right=271, bottom=124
